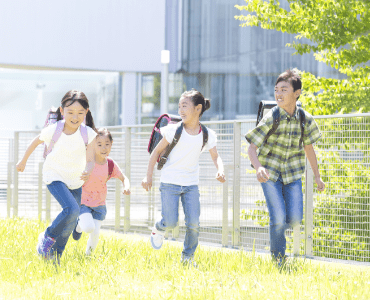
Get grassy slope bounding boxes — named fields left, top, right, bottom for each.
left=0, top=218, right=369, bottom=300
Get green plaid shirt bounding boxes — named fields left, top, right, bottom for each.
left=245, top=106, right=321, bottom=184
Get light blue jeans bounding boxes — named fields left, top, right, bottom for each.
left=156, top=183, right=200, bottom=259
left=46, top=181, right=81, bottom=256
left=261, top=174, right=303, bottom=259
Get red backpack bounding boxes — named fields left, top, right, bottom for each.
left=106, top=158, right=114, bottom=182
left=42, top=107, right=88, bottom=159
left=147, top=114, right=208, bottom=170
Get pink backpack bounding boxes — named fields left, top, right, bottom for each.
left=43, top=107, right=88, bottom=159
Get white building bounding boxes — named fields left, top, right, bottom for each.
left=0, top=0, right=166, bottom=137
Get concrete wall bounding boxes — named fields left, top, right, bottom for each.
left=0, top=0, right=165, bottom=72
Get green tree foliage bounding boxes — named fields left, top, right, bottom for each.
left=236, top=1, right=370, bottom=261
left=235, top=0, right=370, bottom=115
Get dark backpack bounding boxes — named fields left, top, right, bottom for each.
left=255, top=100, right=306, bottom=148
left=147, top=114, right=209, bottom=170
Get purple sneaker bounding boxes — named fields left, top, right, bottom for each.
left=37, top=232, right=56, bottom=259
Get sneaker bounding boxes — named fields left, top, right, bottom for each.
left=273, top=255, right=288, bottom=269
left=181, top=256, right=197, bottom=268
left=150, top=227, right=165, bottom=250
left=37, top=232, right=56, bottom=259
left=72, top=221, right=82, bottom=241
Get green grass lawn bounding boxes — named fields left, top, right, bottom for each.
left=0, top=218, right=369, bottom=300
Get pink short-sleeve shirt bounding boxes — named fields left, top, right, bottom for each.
left=82, top=159, right=122, bottom=207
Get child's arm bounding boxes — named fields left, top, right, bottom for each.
left=304, top=144, right=325, bottom=192
left=209, top=146, right=226, bottom=183
left=118, top=173, right=131, bottom=195
left=248, top=143, right=270, bottom=183
left=142, top=137, right=170, bottom=191
left=16, top=135, right=44, bottom=172
left=81, top=139, right=96, bottom=182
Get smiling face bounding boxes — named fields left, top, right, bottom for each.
left=95, top=135, right=113, bottom=160
left=274, top=81, right=301, bottom=113
left=60, top=100, right=88, bottom=130
left=178, top=96, right=202, bottom=123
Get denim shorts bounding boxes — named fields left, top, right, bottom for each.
left=80, top=204, right=107, bottom=221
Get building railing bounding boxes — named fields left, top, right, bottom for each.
left=3, top=113, right=370, bottom=264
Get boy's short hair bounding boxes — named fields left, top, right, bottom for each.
left=275, top=69, right=302, bottom=92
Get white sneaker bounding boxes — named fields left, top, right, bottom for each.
left=150, top=227, right=165, bottom=250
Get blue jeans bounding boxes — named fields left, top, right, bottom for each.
left=80, top=204, right=107, bottom=221
left=261, top=174, right=303, bottom=259
left=156, top=183, right=200, bottom=259
left=45, top=181, right=82, bottom=256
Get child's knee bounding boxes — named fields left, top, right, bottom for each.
left=164, top=220, right=178, bottom=229
left=65, top=204, right=80, bottom=220
left=186, top=222, right=199, bottom=232
left=287, top=216, right=302, bottom=228
left=80, top=221, right=95, bottom=233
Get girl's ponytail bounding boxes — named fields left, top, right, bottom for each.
left=203, top=98, right=211, bottom=113
left=181, top=89, right=211, bottom=117
left=56, top=107, right=63, bottom=121
left=85, top=110, right=97, bottom=133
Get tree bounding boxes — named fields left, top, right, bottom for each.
left=236, top=0, right=370, bottom=262
left=235, top=0, right=370, bottom=115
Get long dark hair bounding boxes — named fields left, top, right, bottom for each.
left=56, top=90, right=97, bottom=132
left=181, top=89, right=211, bottom=117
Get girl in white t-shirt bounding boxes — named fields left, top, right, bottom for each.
left=142, top=89, right=226, bottom=266
left=16, top=90, right=97, bottom=263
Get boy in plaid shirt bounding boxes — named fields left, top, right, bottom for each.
left=245, top=69, right=325, bottom=264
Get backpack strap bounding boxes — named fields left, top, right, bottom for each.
left=80, top=123, right=89, bottom=147
left=200, top=123, right=208, bottom=151
left=262, top=106, right=280, bottom=145
left=43, top=120, right=65, bottom=159
left=298, top=107, right=306, bottom=148
left=106, top=158, right=114, bottom=182
left=157, top=122, right=183, bottom=170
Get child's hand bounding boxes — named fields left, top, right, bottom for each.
left=123, top=188, right=131, bottom=195
left=256, top=167, right=270, bottom=183
left=216, top=171, right=226, bottom=183
left=141, top=176, right=152, bottom=191
left=315, top=177, right=325, bottom=192
left=80, top=170, right=90, bottom=182
left=16, top=161, right=26, bottom=172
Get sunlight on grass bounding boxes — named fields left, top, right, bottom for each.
left=0, top=218, right=369, bottom=299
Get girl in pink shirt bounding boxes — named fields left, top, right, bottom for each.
left=73, top=128, right=130, bottom=255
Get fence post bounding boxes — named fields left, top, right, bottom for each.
left=293, top=224, right=300, bottom=256
left=7, top=161, right=13, bottom=218
left=46, top=189, right=51, bottom=222
left=124, top=127, right=131, bottom=233
left=222, top=165, right=230, bottom=247
left=38, top=162, right=43, bottom=220
left=232, top=121, right=241, bottom=248
left=13, top=132, right=19, bottom=217
left=305, top=158, right=314, bottom=257
left=115, top=176, right=121, bottom=231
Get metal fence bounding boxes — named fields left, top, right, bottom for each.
left=3, top=113, right=370, bottom=264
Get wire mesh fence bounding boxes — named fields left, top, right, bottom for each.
left=3, top=113, right=370, bottom=264
left=311, top=115, right=370, bottom=262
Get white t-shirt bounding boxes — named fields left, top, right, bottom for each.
left=160, top=124, right=217, bottom=186
left=39, top=123, right=97, bottom=189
